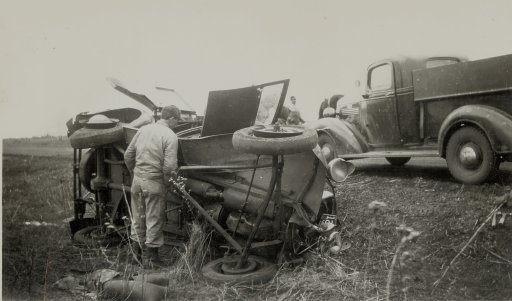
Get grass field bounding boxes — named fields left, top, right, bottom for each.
left=2, top=139, right=512, bottom=300
left=3, top=136, right=73, bottom=157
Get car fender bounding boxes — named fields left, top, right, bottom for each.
left=438, top=104, right=512, bottom=157
left=304, top=118, right=364, bottom=155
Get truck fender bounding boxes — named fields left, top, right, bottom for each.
left=304, top=118, right=365, bottom=155
left=438, top=105, right=512, bottom=157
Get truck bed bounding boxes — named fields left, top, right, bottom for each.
left=413, top=54, right=512, bottom=102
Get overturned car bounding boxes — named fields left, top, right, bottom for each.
left=66, top=79, right=354, bottom=283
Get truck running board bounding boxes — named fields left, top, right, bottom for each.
left=340, top=150, right=439, bottom=160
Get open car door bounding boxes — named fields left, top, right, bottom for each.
left=200, top=79, right=289, bottom=137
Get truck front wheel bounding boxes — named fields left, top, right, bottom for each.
left=446, top=127, right=498, bottom=184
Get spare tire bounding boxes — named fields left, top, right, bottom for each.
left=69, top=125, right=125, bottom=149
left=232, top=126, right=318, bottom=155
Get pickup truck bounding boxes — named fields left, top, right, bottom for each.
left=309, top=54, right=512, bottom=184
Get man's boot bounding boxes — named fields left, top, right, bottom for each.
left=131, top=242, right=143, bottom=264
left=144, top=247, right=164, bottom=269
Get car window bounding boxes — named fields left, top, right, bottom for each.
left=255, top=84, right=283, bottom=125
left=369, top=64, right=392, bottom=90
left=426, top=58, right=459, bottom=68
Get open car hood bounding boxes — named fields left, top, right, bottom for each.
left=108, top=78, right=158, bottom=112
left=107, top=78, right=290, bottom=137
left=201, top=79, right=289, bottom=136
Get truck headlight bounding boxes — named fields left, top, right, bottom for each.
left=327, top=158, right=355, bottom=182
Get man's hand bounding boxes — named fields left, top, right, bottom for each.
left=165, top=171, right=178, bottom=188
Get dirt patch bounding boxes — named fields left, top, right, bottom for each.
left=338, top=160, right=512, bottom=300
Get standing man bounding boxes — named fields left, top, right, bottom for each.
left=289, top=96, right=298, bottom=112
left=288, top=96, right=304, bottom=123
left=124, top=105, right=181, bottom=268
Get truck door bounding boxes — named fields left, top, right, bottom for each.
left=364, top=62, right=402, bottom=146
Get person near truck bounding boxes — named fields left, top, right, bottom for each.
left=124, top=105, right=181, bottom=268
left=318, top=98, right=329, bottom=119
left=288, top=96, right=304, bottom=123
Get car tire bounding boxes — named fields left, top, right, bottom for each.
left=232, top=126, right=318, bottom=155
left=202, top=255, right=277, bottom=284
left=318, top=133, right=337, bottom=162
left=385, top=157, right=411, bottom=166
left=73, top=226, right=124, bottom=248
left=79, top=149, right=96, bottom=192
left=69, top=125, right=125, bottom=149
left=446, top=127, right=498, bottom=184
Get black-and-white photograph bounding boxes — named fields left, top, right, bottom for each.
left=1, top=1, right=511, bottom=300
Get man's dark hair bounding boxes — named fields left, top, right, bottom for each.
left=161, top=105, right=181, bottom=120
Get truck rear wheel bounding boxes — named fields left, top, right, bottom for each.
left=446, top=127, right=498, bottom=184
left=385, top=157, right=411, bottom=166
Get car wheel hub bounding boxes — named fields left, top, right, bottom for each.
left=221, top=258, right=258, bottom=274
left=252, top=125, right=303, bottom=138
left=458, top=142, right=481, bottom=169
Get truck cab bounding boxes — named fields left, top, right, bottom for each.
left=319, top=54, right=512, bottom=184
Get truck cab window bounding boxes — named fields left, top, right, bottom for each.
left=369, top=64, right=392, bottom=90
left=426, top=58, right=459, bottom=68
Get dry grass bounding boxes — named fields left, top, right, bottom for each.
left=4, top=150, right=512, bottom=300
left=156, top=221, right=382, bottom=300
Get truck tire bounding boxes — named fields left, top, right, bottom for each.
left=318, top=133, right=337, bottom=162
left=446, top=127, right=498, bottom=184
left=232, top=126, right=318, bottom=155
left=69, top=125, right=124, bottom=149
left=202, top=255, right=277, bottom=284
left=385, top=157, right=411, bottom=166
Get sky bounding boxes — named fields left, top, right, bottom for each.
left=1, top=0, right=511, bottom=138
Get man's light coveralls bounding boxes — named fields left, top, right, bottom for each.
left=124, top=120, right=178, bottom=248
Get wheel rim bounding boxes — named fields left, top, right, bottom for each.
left=252, top=125, right=303, bottom=138
left=458, top=142, right=482, bottom=169
left=221, top=258, right=258, bottom=274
